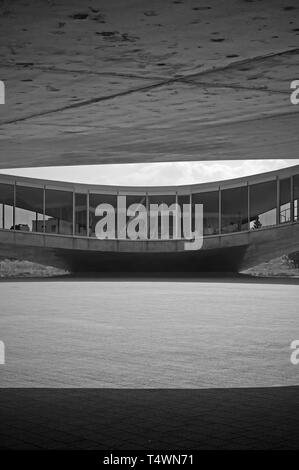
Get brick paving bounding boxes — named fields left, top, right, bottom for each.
left=0, top=387, right=298, bottom=450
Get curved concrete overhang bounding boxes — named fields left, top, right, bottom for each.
left=0, top=1, right=299, bottom=168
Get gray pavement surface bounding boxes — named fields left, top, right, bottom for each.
left=0, top=278, right=298, bottom=449
left=0, top=279, right=298, bottom=387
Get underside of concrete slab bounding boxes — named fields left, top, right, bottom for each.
left=0, top=0, right=298, bottom=168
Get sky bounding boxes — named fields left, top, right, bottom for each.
left=1, top=159, right=299, bottom=186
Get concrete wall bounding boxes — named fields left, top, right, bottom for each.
left=0, top=222, right=298, bottom=273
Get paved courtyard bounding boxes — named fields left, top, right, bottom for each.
left=0, top=277, right=298, bottom=449
left=0, top=279, right=298, bottom=388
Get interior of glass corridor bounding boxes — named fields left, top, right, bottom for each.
left=0, top=174, right=298, bottom=239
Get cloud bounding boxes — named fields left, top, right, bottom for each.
left=1, top=160, right=299, bottom=186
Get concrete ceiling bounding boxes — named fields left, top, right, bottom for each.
left=0, top=0, right=298, bottom=169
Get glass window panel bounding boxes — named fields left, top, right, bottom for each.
left=89, top=193, right=117, bottom=238
left=192, top=191, right=219, bottom=236
left=15, top=185, right=44, bottom=232
left=45, top=188, right=73, bottom=235
left=279, top=178, right=291, bottom=224
left=294, top=175, right=299, bottom=222
left=221, top=186, right=248, bottom=234
left=75, top=193, right=87, bottom=236
left=126, top=195, right=147, bottom=239
left=178, top=195, right=191, bottom=239
left=148, top=194, right=176, bottom=239
left=250, top=180, right=277, bottom=229
left=0, top=182, right=14, bottom=229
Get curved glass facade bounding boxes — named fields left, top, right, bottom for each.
left=0, top=166, right=298, bottom=240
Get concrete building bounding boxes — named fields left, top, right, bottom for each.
left=33, top=218, right=73, bottom=236
left=0, top=164, right=298, bottom=273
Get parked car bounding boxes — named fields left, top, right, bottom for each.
left=10, top=224, right=30, bottom=231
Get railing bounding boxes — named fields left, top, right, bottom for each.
left=1, top=219, right=298, bottom=241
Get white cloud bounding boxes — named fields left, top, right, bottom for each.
left=1, top=160, right=298, bottom=186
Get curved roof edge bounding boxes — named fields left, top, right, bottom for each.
left=0, top=164, right=298, bottom=194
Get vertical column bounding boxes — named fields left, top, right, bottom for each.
left=146, top=192, right=149, bottom=240
left=43, top=187, right=46, bottom=233
left=86, top=191, right=90, bottom=237
left=72, top=190, right=75, bottom=236
left=175, top=192, right=178, bottom=239
left=13, top=182, right=16, bottom=229
left=276, top=177, right=280, bottom=225
left=290, top=175, right=294, bottom=222
left=247, top=183, right=250, bottom=230
left=189, top=192, right=192, bottom=236
left=218, top=187, right=221, bottom=235
left=116, top=191, right=119, bottom=240
left=2, top=203, right=4, bottom=229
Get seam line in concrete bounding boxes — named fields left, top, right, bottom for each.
left=1, top=47, right=298, bottom=126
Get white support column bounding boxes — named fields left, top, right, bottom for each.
left=175, top=192, right=178, bottom=239
left=218, top=187, right=221, bottom=235
left=72, top=190, right=75, bottom=236
left=146, top=192, right=149, bottom=240
left=290, top=175, right=294, bottom=222
left=86, top=191, right=90, bottom=237
left=13, top=182, right=16, bottom=228
left=116, top=191, right=119, bottom=240
left=247, top=183, right=250, bottom=230
left=276, top=177, right=280, bottom=225
left=189, top=192, right=192, bottom=236
left=43, top=186, right=46, bottom=233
